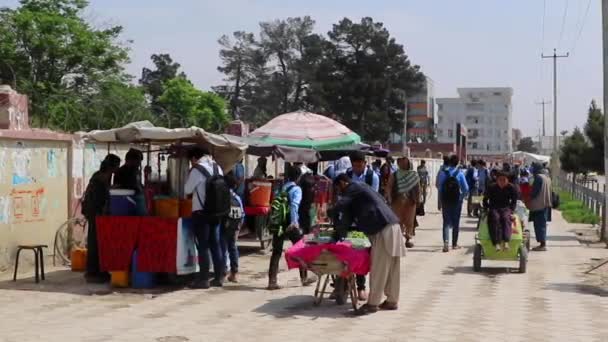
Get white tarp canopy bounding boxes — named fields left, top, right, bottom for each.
left=511, top=151, right=551, bottom=165
left=77, top=121, right=248, bottom=171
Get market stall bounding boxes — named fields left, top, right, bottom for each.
left=79, top=121, right=248, bottom=286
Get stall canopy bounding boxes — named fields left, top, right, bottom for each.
left=511, top=151, right=551, bottom=165
left=226, top=135, right=320, bottom=163
left=78, top=121, right=248, bottom=171
left=248, top=111, right=361, bottom=150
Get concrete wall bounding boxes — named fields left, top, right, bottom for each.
left=0, top=138, right=70, bottom=271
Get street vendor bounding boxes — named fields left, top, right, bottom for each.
left=114, top=148, right=144, bottom=193
left=82, top=154, right=121, bottom=283
left=252, top=156, right=268, bottom=179
left=333, top=173, right=406, bottom=315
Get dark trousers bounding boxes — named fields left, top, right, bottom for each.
left=531, top=209, right=548, bottom=243
left=269, top=229, right=306, bottom=281
left=193, top=212, right=224, bottom=282
left=488, top=208, right=513, bottom=245
left=220, top=228, right=239, bottom=273
left=467, top=188, right=479, bottom=216
left=442, top=201, right=463, bottom=246
left=356, top=275, right=366, bottom=291
left=85, top=215, right=101, bottom=275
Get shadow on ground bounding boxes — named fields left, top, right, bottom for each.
left=545, top=282, right=608, bottom=297
left=442, top=265, right=520, bottom=277
left=253, top=294, right=357, bottom=319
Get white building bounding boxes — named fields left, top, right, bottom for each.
left=535, top=135, right=566, bottom=156
left=436, top=87, right=513, bottom=157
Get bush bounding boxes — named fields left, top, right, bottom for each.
left=557, top=190, right=601, bottom=225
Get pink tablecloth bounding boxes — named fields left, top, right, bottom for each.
left=285, top=240, right=370, bottom=275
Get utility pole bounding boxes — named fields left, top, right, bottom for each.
left=602, top=0, right=608, bottom=243
left=542, top=48, right=569, bottom=176
left=535, top=99, right=551, bottom=137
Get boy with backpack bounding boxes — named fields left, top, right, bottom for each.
left=221, top=172, right=245, bottom=283
left=267, top=165, right=316, bottom=290
left=436, top=155, right=469, bottom=252
left=185, top=147, right=231, bottom=289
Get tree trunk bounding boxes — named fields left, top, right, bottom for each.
left=572, top=172, right=576, bottom=196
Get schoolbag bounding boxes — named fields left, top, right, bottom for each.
left=224, top=192, right=244, bottom=233
left=269, top=185, right=295, bottom=235
left=346, top=168, right=374, bottom=187
left=193, top=163, right=231, bottom=221
left=441, top=169, right=461, bottom=205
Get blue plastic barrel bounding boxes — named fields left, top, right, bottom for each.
left=131, top=250, right=156, bottom=289
left=110, top=189, right=137, bottom=216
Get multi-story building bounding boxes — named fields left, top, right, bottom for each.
left=406, top=77, right=435, bottom=142
left=436, top=87, right=513, bottom=158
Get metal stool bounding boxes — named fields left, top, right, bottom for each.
left=13, top=245, right=48, bottom=283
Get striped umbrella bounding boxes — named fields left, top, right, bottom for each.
left=249, top=111, right=361, bottom=149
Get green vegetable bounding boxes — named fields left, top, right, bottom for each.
left=347, top=231, right=366, bottom=239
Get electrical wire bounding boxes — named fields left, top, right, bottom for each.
left=569, top=0, right=592, bottom=55
left=557, top=0, right=569, bottom=50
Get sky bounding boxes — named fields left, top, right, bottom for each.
left=2, top=0, right=604, bottom=138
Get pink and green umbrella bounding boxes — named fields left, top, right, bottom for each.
left=248, top=111, right=361, bottom=150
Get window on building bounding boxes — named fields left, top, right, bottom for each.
left=466, top=103, right=484, bottom=111
left=438, top=116, right=443, bottom=123
left=493, top=92, right=502, bottom=96
left=487, top=144, right=491, bottom=151
left=438, top=104, right=444, bottom=111
left=437, top=129, right=443, bottom=137
left=472, top=142, right=478, bottom=149
left=448, top=129, right=453, bottom=138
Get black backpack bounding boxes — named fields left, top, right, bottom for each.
left=346, top=168, right=374, bottom=187
left=193, top=163, right=231, bottom=221
left=441, top=169, right=461, bottom=205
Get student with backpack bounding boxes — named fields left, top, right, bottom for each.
left=267, top=165, right=316, bottom=290
left=185, top=147, right=231, bottom=289
left=465, top=160, right=479, bottom=217
left=221, top=172, right=244, bottom=283
left=436, top=155, right=469, bottom=252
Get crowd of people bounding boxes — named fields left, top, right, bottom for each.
left=81, top=147, right=554, bottom=315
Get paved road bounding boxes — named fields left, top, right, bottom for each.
left=0, top=204, right=607, bottom=342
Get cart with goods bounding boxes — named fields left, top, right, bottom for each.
left=473, top=202, right=531, bottom=273
left=286, top=229, right=370, bottom=312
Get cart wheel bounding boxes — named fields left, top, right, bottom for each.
left=519, top=247, right=528, bottom=273
left=473, top=244, right=482, bottom=272
left=334, top=277, right=347, bottom=305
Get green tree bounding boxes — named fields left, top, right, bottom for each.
left=315, top=17, right=425, bottom=141
left=158, top=77, right=227, bottom=131
left=583, top=100, right=604, bottom=173
left=517, top=137, right=538, bottom=153
left=560, top=128, right=590, bottom=185
left=0, top=0, right=130, bottom=129
left=139, top=53, right=185, bottom=114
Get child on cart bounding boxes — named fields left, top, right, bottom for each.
left=482, top=171, right=519, bottom=251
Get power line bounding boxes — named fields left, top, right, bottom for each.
left=570, top=0, right=592, bottom=55
left=557, top=0, right=569, bottom=49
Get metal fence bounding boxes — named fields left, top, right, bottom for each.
left=555, top=173, right=607, bottom=242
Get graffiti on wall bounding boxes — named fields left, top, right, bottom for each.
left=11, top=142, right=32, bottom=186
left=10, top=187, right=45, bottom=224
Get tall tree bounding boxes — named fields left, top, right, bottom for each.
left=516, top=137, right=538, bottom=153
left=158, top=77, right=228, bottom=131
left=583, top=100, right=605, bottom=173
left=139, top=53, right=185, bottom=114
left=560, top=128, right=590, bottom=179
left=317, top=17, right=425, bottom=141
left=0, top=0, right=130, bottom=129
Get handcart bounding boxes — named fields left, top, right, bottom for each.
left=293, top=249, right=360, bottom=311
left=473, top=209, right=531, bottom=273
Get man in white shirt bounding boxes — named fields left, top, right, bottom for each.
left=184, top=147, right=225, bottom=289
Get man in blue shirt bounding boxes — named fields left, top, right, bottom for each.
left=436, top=155, right=469, bottom=252
left=233, top=159, right=245, bottom=199
left=466, top=160, right=479, bottom=217
left=267, top=165, right=315, bottom=290
left=347, top=152, right=380, bottom=191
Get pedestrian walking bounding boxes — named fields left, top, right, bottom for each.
left=526, top=162, right=552, bottom=251
left=386, top=156, right=420, bottom=248
left=437, top=155, right=469, bottom=252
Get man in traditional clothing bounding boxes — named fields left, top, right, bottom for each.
left=333, top=173, right=406, bottom=315
left=527, top=162, right=553, bottom=251
left=386, top=156, right=420, bottom=248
